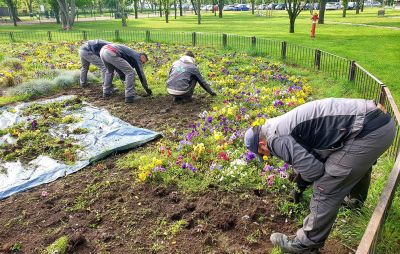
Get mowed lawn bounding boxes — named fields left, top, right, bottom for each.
left=1, top=8, right=400, bottom=100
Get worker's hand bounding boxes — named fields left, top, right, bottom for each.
left=145, top=88, right=153, bottom=96
left=288, top=169, right=299, bottom=182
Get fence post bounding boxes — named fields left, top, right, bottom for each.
left=251, top=36, right=256, bottom=48
left=379, top=84, right=387, bottom=105
left=115, top=30, right=120, bottom=41
left=223, top=34, right=227, bottom=48
left=9, top=32, right=14, bottom=42
left=47, top=31, right=52, bottom=41
left=146, top=30, right=150, bottom=42
left=281, top=41, right=287, bottom=60
left=82, top=31, right=87, bottom=40
left=314, top=49, right=321, bottom=70
left=349, top=60, right=356, bottom=81
left=192, top=32, right=197, bottom=46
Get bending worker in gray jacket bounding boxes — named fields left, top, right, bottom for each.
left=79, top=40, right=110, bottom=87
left=244, top=98, right=395, bottom=253
left=100, top=44, right=152, bottom=103
left=167, top=51, right=216, bottom=102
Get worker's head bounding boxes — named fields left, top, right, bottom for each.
left=244, top=126, right=270, bottom=161
left=140, top=53, right=148, bottom=64
left=184, top=50, right=195, bottom=59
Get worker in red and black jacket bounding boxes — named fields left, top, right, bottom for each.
left=100, top=43, right=152, bottom=103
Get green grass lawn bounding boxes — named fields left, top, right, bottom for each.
left=2, top=8, right=399, bottom=101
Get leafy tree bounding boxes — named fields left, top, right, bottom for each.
left=23, top=0, right=34, bottom=14
left=48, top=0, right=61, bottom=23
left=56, top=0, right=76, bottom=29
left=284, top=0, right=302, bottom=33
left=4, top=0, right=19, bottom=26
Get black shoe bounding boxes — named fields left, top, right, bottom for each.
left=103, top=93, right=112, bottom=98
left=342, top=196, right=363, bottom=210
left=270, top=233, right=320, bottom=254
left=173, top=97, right=182, bottom=102
left=125, top=96, right=142, bottom=103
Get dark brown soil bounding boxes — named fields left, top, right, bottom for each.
left=0, top=86, right=352, bottom=254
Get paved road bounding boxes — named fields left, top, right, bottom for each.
left=326, top=20, right=400, bottom=30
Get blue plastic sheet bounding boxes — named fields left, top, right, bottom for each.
left=0, top=96, right=161, bottom=199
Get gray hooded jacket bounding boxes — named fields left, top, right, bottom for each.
left=167, top=56, right=214, bottom=95
left=261, top=98, right=377, bottom=182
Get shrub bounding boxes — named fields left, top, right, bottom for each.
left=0, top=57, right=23, bottom=70
left=6, top=70, right=98, bottom=99
left=6, top=79, right=54, bottom=98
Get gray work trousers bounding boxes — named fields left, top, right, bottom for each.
left=296, top=119, right=396, bottom=248
left=100, top=47, right=135, bottom=98
left=79, top=49, right=107, bottom=87
left=171, top=80, right=196, bottom=100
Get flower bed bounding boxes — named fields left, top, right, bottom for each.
left=0, top=42, right=313, bottom=193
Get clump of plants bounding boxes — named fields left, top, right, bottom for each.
left=0, top=97, right=86, bottom=165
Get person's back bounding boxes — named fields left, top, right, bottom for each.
left=167, top=51, right=215, bottom=102
left=167, top=56, right=199, bottom=93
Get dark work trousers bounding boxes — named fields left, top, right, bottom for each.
left=296, top=119, right=396, bottom=248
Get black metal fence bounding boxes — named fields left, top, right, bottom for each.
left=1, top=30, right=399, bottom=254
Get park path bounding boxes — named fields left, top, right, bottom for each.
left=326, top=20, right=400, bottom=30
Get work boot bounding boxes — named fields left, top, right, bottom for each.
left=270, top=233, right=320, bottom=254
left=342, top=196, right=363, bottom=210
left=125, top=96, right=142, bottom=103
left=103, top=92, right=112, bottom=98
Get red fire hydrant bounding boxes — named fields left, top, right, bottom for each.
left=311, top=13, right=319, bottom=39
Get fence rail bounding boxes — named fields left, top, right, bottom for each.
left=2, top=30, right=399, bottom=254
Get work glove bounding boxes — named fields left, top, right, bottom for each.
left=145, top=88, right=153, bottom=96
left=288, top=170, right=312, bottom=203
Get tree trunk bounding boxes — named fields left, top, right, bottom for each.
left=98, top=0, right=103, bottom=14
left=134, top=0, right=138, bottom=18
left=218, top=0, right=223, bottom=18
left=165, top=0, right=169, bottom=23
left=174, top=0, right=177, bottom=19
left=26, top=0, right=33, bottom=14
left=342, top=0, right=347, bottom=17
left=159, top=0, right=162, bottom=17
left=356, top=0, right=360, bottom=14
left=289, top=16, right=295, bottom=33
left=197, top=0, right=201, bottom=24
left=191, top=0, right=197, bottom=15
left=252, top=0, right=255, bottom=14
left=318, top=0, right=326, bottom=24
left=5, top=0, right=18, bottom=26
left=179, top=0, right=183, bottom=16
left=361, top=0, right=364, bottom=12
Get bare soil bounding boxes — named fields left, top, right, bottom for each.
left=0, top=86, right=352, bottom=254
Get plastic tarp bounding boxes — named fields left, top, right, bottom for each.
left=0, top=96, right=161, bottom=199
